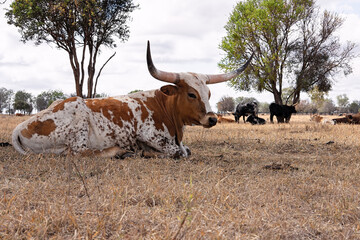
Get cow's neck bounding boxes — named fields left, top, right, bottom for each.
left=154, top=90, right=185, bottom=144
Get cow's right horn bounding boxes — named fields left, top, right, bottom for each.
left=147, top=41, right=180, bottom=84
left=206, top=53, right=254, bottom=84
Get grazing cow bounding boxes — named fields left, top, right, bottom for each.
left=12, top=41, right=253, bottom=158
left=332, top=113, right=360, bottom=125
left=246, top=115, right=266, bottom=125
left=269, top=103, right=297, bottom=123
left=233, top=102, right=257, bottom=123
left=310, top=114, right=335, bottom=125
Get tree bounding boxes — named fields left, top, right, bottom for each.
left=14, top=90, right=33, bottom=114
left=308, top=86, right=327, bottom=109
left=6, top=0, right=138, bottom=98
left=94, top=93, right=108, bottom=98
left=258, top=102, right=270, bottom=113
left=128, top=90, right=143, bottom=94
left=289, top=9, right=356, bottom=104
left=336, top=94, right=349, bottom=112
left=217, top=96, right=235, bottom=112
left=219, top=0, right=356, bottom=105
left=35, top=90, right=67, bottom=111
left=0, top=87, right=13, bottom=114
left=348, top=101, right=360, bottom=114
left=318, top=98, right=336, bottom=114
left=296, top=99, right=316, bottom=113
left=235, top=96, right=258, bottom=106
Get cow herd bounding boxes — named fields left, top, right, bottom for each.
left=222, top=102, right=296, bottom=125
left=221, top=103, right=360, bottom=126
left=310, top=113, right=360, bottom=125
left=10, top=41, right=359, bottom=158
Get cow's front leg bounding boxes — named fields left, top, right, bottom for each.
left=179, top=142, right=191, bottom=157
left=79, top=146, right=135, bottom=158
left=136, top=140, right=189, bottom=159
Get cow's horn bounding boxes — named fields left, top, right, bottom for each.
left=147, top=41, right=180, bottom=83
left=206, top=53, right=254, bottom=84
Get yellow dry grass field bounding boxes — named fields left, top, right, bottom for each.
left=1, top=114, right=360, bottom=239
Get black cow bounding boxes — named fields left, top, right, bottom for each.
left=269, top=103, right=297, bottom=123
left=246, top=115, right=266, bottom=125
left=233, top=102, right=257, bottom=123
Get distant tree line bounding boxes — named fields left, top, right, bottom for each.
left=217, top=94, right=360, bottom=115
left=0, top=87, right=108, bottom=115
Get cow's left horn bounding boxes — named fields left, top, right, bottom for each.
left=206, top=53, right=254, bottom=84
left=147, top=41, right=180, bottom=84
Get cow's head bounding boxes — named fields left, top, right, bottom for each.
left=147, top=41, right=252, bottom=128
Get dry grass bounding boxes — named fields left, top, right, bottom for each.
left=1, top=114, right=360, bottom=239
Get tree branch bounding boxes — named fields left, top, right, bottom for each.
left=92, top=52, right=116, bottom=98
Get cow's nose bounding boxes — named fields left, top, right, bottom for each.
left=208, top=117, right=217, bottom=127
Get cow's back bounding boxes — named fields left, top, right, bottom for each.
left=12, top=97, right=88, bottom=154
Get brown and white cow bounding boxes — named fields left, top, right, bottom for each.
left=12, top=41, right=252, bottom=158
left=310, top=114, right=335, bottom=125
left=217, top=114, right=235, bottom=123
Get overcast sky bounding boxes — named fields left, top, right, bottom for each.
left=0, top=0, right=359, bottom=111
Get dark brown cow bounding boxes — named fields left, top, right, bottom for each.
left=332, top=113, right=360, bottom=124
left=12, top=41, right=253, bottom=158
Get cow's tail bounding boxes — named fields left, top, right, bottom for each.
left=11, top=126, right=27, bottom=155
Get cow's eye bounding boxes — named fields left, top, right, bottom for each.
left=188, top=93, right=197, bottom=99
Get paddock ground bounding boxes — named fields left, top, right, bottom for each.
left=1, top=114, right=360, bottom=239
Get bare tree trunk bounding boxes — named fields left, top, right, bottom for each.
left=271, top=79, right=283, bottom=104
left=68, top=52, right=82, bottom=97
left=273, top=90, right=283, bottom=105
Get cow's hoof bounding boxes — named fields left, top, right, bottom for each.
left=114, top=152, right=135, bottom=159
left=186, top=147, right=191, bottom=156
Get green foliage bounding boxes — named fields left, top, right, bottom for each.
left=282, top=87, right=296, bottom=105
left=308, top=86, right=327, bottom=109
left=6, top=0, right=138, bottom=98
left=235, top=96, right=258, bottom=105
left=35, top=90, right=67, bottom=111
left=94, top=92, right=108, bottom=98
left=336, top=94, right=349, bottom=108
left=348, top=101, right=360, bottom=114
left=219, top=0, right=356, bottom=104
left=6, top=0, right=137, bottom=47
left=258, top=102, right=270, bottom=113
left=0, top=87, right=14, bottom=113
left=14, top=90, right=33, bottom=114
left=128, top=90, right=143, bottom=94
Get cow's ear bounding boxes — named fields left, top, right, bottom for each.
left=160, top=85, right=178, bottom=96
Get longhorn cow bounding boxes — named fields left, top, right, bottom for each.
left=12, top=41, right=252, bottom=158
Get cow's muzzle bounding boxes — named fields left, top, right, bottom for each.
left=208, top=116, right=217, bottom=127
left=200, top=113, right=218, bottom=128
